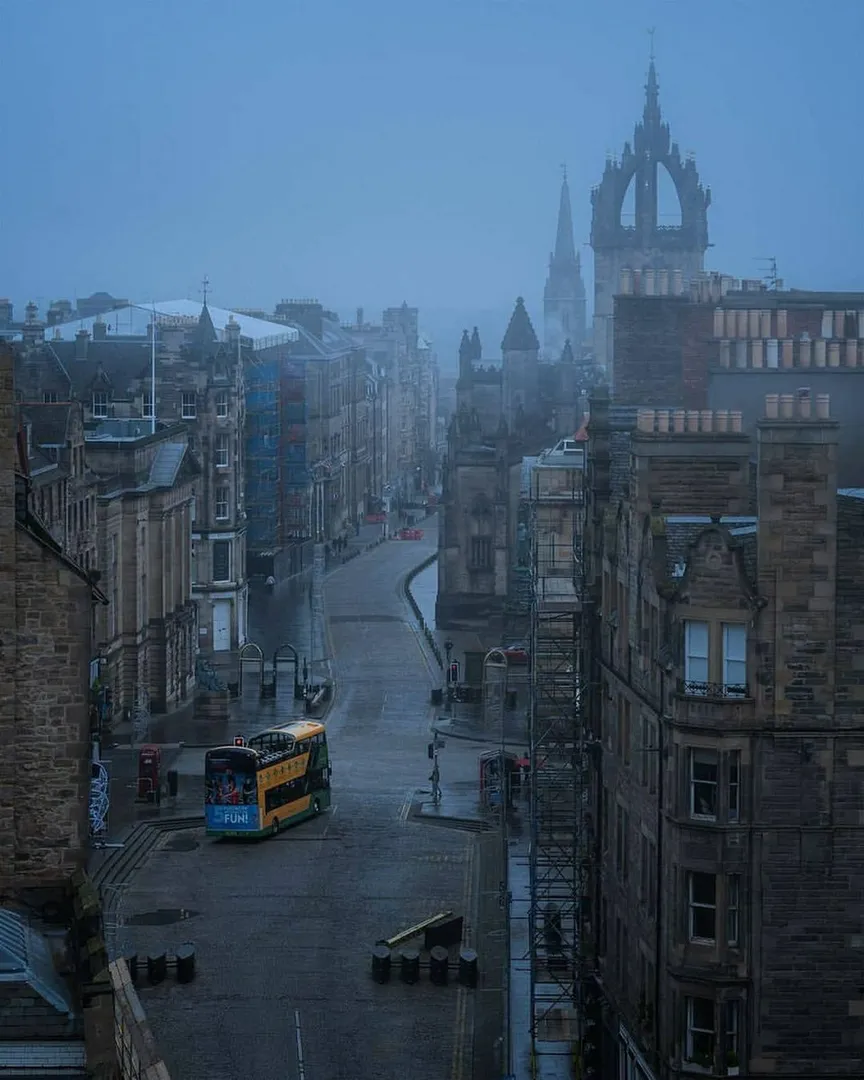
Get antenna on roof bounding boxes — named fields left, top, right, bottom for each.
left=758, top=257, right=783, bottom=291
left=150, top=301, right=157, bottom=435
left=202, top=275, right=210, bottom=306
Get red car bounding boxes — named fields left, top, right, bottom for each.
left=503, top=643, right=530, bottom=665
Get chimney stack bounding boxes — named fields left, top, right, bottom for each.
left=755, top=389, right=839, bottom=726
left=224, top=315, right=241, bottom=347
left=75, top=329, right=90, bottom=360
left=92, top=318, right=107, bottom=341
left=630, top=407, right=751, bottom=517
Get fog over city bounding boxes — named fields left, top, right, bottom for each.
left=2, top=0, right=862, bottom=362
left=3, top=3, right=864, bottom=1080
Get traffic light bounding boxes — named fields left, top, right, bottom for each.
left=581, top=981, right=603, bottom=1079
left=449, top=661, right=459, bottom=684
left=233, top=735, right=245, bottom=747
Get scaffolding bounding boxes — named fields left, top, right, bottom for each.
left=527, top=440, right=593, bottom=1069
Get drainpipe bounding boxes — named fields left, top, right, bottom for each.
left=654, top=665, right=670, bottom=1079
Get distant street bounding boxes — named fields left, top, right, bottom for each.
left=110, top=520, right=490, bottom=1080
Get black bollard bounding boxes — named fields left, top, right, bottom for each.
left=167, top=770, right=178, bottom=797
left=126, top=954, right=139, bottom=983
left=147, top=952, right=167, bottom=985
left=176, top=943, right=196, bottom=984
left=458, top=948, right=479, bottom=988
left=429, top=945, right=449, bottom=986
left=371, top=945, right=392, bottom=984
left=400, top=948, right=420, bottom=985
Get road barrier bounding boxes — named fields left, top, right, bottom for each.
left=404, top=551, right=443, bottom=669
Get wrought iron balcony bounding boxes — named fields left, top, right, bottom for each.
left=679, top=680, right=748, bottom=700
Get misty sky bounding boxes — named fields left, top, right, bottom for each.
left=2, top=0, right=862, bottom=359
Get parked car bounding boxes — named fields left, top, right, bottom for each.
left=503, top=643, right=530, bottom=664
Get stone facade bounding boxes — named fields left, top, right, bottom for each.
left=86, top=421, right=198, bottom=717
left=14, top=303, right=250, bottom=655
left=591, top=62, right=710, bottom=377
left=437, top=300, right=584, bottom=635
left=584, top=388, right=864, bottom=1078
left=612, top=275, right=864, bottom=485
left=0, top=343, right=104, bottom=891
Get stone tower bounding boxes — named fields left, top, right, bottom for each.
left=544, top=172, right=586, bottom=360
left=590, top=60, right=711, bottom=376
left=501, top=297, right=540, bottom=427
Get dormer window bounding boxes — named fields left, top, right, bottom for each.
left=92, top=391, right=108, bottom=419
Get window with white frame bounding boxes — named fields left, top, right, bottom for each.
left=688, top=871, right=717, bottom=942
left=690, top=749, right=719, bottom=819
left=181, top=392, right=197, bottom=419
left=143, top=391, right=153, bottom=418
left=684, top=620, right=709, bottom=690
left=43, top=390, right=58, bottom=403
left=214, top=434, right=229, bottom=468
left=726, top=875, right=740, bottom=946
left=728, top=750, right=741, bottom=821
left=92, top=391, right=108, bottom=418
left=722, top=623, right=747, bottom=695
left=214, top=486, right=229, bottom=520
left=685, top=996, right=715, bottom=1065
left=215, top=391, right=229, bottom=418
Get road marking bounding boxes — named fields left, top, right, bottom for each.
left=398, top=789, right=413, bottom=824
left=294, top=1008, right=306, bottom=1080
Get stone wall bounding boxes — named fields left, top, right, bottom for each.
left=110, top=960, right=172, bottom=1080
left=10, top=524, right=94, bottom=887
left=0, top=344, right=94, bottom=890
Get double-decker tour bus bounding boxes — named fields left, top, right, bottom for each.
left=204, top=720, right=331, bottom=838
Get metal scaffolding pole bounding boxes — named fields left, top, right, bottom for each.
left=526, top=457, right=592, bottom=1070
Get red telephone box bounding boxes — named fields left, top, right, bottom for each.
left=137, top=745, right=162, bottom=803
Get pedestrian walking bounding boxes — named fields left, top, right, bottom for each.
left=429, top=758, right=442, bottom=804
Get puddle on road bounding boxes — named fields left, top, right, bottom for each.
left=125, top=908, right=200, bottom=926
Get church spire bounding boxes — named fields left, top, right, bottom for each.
left=552, top=170, right=577, bottom=266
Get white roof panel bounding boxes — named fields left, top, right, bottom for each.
left=46, top=300, right=298, bottom=351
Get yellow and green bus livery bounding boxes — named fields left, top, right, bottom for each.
left=204, top=720, right=331, bottom=838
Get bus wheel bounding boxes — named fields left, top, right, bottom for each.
left=312, top=798, right=321, bottom=815
left=271, top=818, right=279, bottom=836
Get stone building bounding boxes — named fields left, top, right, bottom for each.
left=437, top=299, right=584, bottom=636
left=348, top=303, right=439, bottom=497
left=85, top=419, right=199, bottom=717
left=612, top=272, right=864, bottom=485
left=14, top=299, right=263, bottom=655
left=276, top=300, right=380, bottom=543
left=583, top=387, right=864, bottom=1078
left=591, top=61, right=710, bottom=377
left=18, top=401, right=97, bottom=570
left=0, top=343, right=105, bottom=893
left=544, top=172, right=587, bottom=362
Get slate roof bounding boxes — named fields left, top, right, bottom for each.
left=20, top=403, right=74, bottom=447
left=501, top=297, right=540, bottom=352
left=149, top=442, right=187, bottom=487
left=48, top=341, right=152, bottom=397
